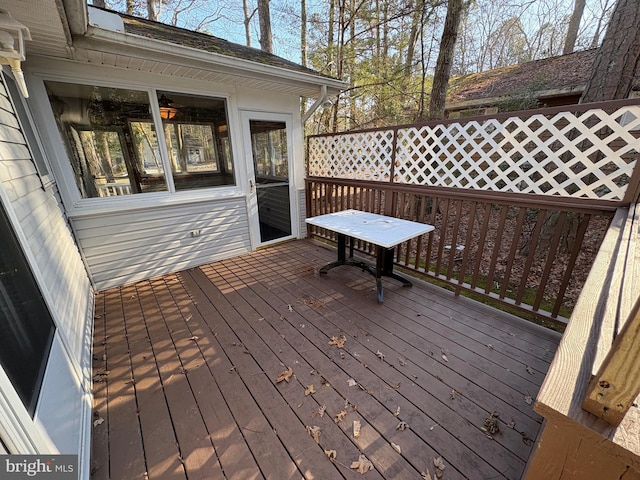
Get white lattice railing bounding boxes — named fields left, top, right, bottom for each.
left=308, top=101, right=640, bottom=202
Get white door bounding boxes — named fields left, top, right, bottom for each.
left=242, top=112, right=296, bottom=247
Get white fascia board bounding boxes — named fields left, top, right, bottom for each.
left=77, top=26, right=348, bottom=96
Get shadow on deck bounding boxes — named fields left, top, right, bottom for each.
left=90, top=239, right=560, bottom=480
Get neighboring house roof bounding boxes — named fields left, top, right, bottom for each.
left=446, top=49, right=598, bottom=112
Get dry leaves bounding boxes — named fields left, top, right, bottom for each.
left=524, top=395, right=533, bottom=405
left=526, top=366, right=535, bottom=375
left=391, top=442, right=401, bottom=454
left=376, top=350, right=385, bottom=360
left=397, top=421, right=409, bottom=431
left=441, top=349, right=449, bottom=362
left=350, top=455, right=373, bottom=474
left=318, top=405, right=327, bottom=417
left=276, top=367, right=293, bottom=383
left=347, top=378, right=358, bottom=387
left=483, top=411, right=501, bottom=435
left=328, top=335, right=346, bottom=349
left=433, top=457, right=446, bottom=478
left=421, top=471, right=433, bottom=480
left=334, top=410, right=348, bottom=424
left=305, top=384, right=316, bottom=396
left=93, top=417, right=104, bottom=427
left=325, top=449, right=337, bottom=461
left=353, top=420, right=361, bottom=438
left=306, top=425, right=321, bottom=443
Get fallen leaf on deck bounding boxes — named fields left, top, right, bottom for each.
left=391, top=442, right=401, bottom=454
left=441, top=353, right=449, bottom=362
left=325, top=449, right=337, bottom=461
left=430, top=423, right=439, bottom=431
left=305, top=384, right=316, bottom=396
left=394, top=406, right=400, bottom=417
left=421, top=471, right=433, bottom=480
left=328, top=336, right=346, bottom=348
left=350, top=455, right=373, bottom=474
left=376, top=350, right=385, bottom=360
left=486, top=344, right=494, bottom=350
left=522, top=434, right=534, bottom=446
left=347, top=378, right=358, bottom=387
left=334, top=410, right=348, bottom=424
left=526, top=366, right=535, bottom=375
left=397, top=421, right=409, bottom=431
left=507, top=421, right=516, bottom=429
left=353, top=419, right=361, bottom=438
left=279, top=315, right=285, bottom=321
left=398, top=358, right=407, bottom=367
left=483, top=411, right=501, bottom=434
left=93, top=417, right=104, bottom=427
left=306, top=425, right=321, bottom=443
left=433, top=457, right=446, bottom=478
left=287, top=304, right=293, bottom=312
left=276, top=367, right=293, bottom=383
left=524, top=395, right=533, bottom=405
left=318, top=405, right=327, bottom=417
left=189, top=336, right=199, bottom=341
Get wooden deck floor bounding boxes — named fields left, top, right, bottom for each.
left=91, top=239, right=561, bottom=480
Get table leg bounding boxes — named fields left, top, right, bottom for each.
left=319, top=234, right=375, bottom=276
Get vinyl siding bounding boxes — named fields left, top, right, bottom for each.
left=72, top=198, right=252, bottom=290
left=0, top=74, right=93, bottom=473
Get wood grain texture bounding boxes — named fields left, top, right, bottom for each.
left=93, top=239, right=559, bottom=479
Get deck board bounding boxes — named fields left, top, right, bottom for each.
left=92, top=239, right=560, bottom=480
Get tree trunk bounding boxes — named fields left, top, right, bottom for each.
left=126, top=0, right=135, bottom=15
left=146, top=0, right=157, bottom=21
left=258, top=0, right=273, bottom=53
left=581, top=0, right=640, bottom=102
left=92, top=0, right=106, bottom=8
left=563, top=0, right=586, bottom=54
left=301, top=0, right=307, bottom=66
left=429, top=0, right=465, bottom=120
left=243, top=0, right=252, bottom=47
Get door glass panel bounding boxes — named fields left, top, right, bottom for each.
left=250, top=120, right=291, bottom=242
left=0, top=201, right=56, bottom=415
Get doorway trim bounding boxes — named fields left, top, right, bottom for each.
left=240, top=110, right=298, bottom=249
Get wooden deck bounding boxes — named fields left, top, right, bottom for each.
left=91, top=239, right=561, bottom=480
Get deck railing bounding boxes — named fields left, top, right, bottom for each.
left=306, top=100, right=640, bottom=326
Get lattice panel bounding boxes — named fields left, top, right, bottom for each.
left=395, top=106, right=640, bottom=200
left=308, top=130, right=394, bottom=181
left=308, top=105, right=640, bottom=201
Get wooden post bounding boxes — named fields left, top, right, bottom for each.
left=582, top=295, right=640, bottom=425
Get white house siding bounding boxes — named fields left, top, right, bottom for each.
left=72, top=198, right=251, bottom=290
left=0, top=75, right=93, bottom=474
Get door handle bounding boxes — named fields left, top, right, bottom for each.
left=249, top=179, right=254, bottom=193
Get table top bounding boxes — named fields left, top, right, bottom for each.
left=305, top=209, right=435, bottom=249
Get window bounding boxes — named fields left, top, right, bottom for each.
left=0, top=200, right=56, bottom=415
left=44, top=81, right=235, bottom=199
left=157, top=91, right=235, bottom=190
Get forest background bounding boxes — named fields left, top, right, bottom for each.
left=99, top=0, right=616, bottom=131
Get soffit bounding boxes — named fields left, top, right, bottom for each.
left=2, top=0, right=72, bottom=58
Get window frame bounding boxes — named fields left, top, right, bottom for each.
left=1, top=68, right=55, bottom=187
left=28, top=71, right=244, bottom=214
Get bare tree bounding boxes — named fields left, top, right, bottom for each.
left=301, top=0, right=307, bottom=66
left=243, top=0, right=254, bottom=47
left=258, top=0, right=273, bottom=53
left=564, top=0, right=586, bottom=53
left=429, top=0, right=466, bottom=119
left=147, top=0, right=158, bottom=21
left=581, top=0, right=640, bottom=102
